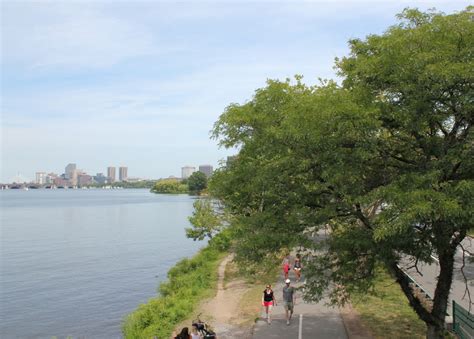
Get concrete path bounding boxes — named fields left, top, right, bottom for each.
left=252, top=270, right=348, bottom=339
left=401, top=236, right=474, bottom=317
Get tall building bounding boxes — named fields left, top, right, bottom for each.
left=77, top=174, right=92, bottom=187
left=107, top=166, right=116, bottom=182
left=198, top=165, right=213, bottom=178
left=65, top=163, right=77, bottom=179
left=119, top=167, right=128, bottom=182
left=35, top=172, right=47, bottom=184
left=181, top=166, right=196, bottom=179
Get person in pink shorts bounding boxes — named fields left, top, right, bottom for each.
left=261, top=284, right=276, bottom=324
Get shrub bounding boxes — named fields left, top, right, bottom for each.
left=122, top=244, right=224, bottom=339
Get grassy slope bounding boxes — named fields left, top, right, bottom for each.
left=122, top=246, right=225, bottom=339
left=352, top=270, right=427, bottom=339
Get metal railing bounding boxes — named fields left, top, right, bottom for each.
left=453, top=300, right=474, bottom=339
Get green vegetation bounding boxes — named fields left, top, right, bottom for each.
left=89, top=180, right=157, bottom=189
left=150, top=173, right=208, bottom=194
left=122, top=233, right=229, bottom=339
left=111, top=180, right=157, bottom=189
left=187, top=171, right=208, bottom=193
left=352, top=269, right=426, bottom=338
left=205, top=7, right=473, bottom=338
left=151, top=178, right=188, bottom=194
left=186, top=199, right=222, bottom=240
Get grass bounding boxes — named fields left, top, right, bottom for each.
left=122, top=245, right=226, bottom=339
left=352, top=269, right=427, bottom=339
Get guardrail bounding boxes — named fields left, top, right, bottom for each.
left=453, top=300, right=474, bottom=339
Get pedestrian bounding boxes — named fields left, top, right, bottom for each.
left=261, top=284, right=276, bottom=324
left=293, top=254, right=302, bottom=282
left=172, top=327, right=191, bottom=339
left=282, top=255, right=290, bottom=280
left=283, top=278, right=296, bottom=326
left=190, top=325, right=202, bottom=339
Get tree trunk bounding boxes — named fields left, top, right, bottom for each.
left=426, top=323, right=444, bottom=339
left=427, top=244, right=456, bottom=339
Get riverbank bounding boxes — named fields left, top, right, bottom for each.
left=172, top=254, right=275, bottom=338
left=122, top=241, right=227, bottom=338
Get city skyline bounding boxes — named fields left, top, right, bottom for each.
left=1, top=1, right=469, bottom=182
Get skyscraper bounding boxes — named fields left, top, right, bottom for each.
left=65, top=163, right=76, bottom=179
left=181, top=166, right=196, bottom=179
left=107, top=166, right=116, bottom=182
left=35, top=172, right=47, bottom=184
left=119, top=167, right=128, bottom=182
left=198, top=165, right=213, bottom=178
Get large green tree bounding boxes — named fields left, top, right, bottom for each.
left=209, top=8, right=473, bottom=338
left=187, top=171, right=208, bottom=193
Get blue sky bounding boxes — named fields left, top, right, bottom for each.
left=1, top=1, right=470, bottom=182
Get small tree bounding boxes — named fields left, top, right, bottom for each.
left=186, top=199, right=221, bottom=240
left=187, top=171, right=208, bottom=193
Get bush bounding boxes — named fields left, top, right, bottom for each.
left=122, top=244, right=225, bottom=339
left=151, top=179, right=188, bottom=194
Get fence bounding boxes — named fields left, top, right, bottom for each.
left=453, top=300, right=474, bottom=339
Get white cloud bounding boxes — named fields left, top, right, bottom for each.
left=2, top=3, right=163, bottom=70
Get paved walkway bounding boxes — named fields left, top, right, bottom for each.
left=252, top=269, right=348, bottom=339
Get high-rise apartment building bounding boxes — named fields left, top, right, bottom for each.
left=107, top=167, right=116, bottom=182
left=65, top=163, right=76, bottom=179
left=119, top=167, right=128, bottom=182
left=198, top=165, right=213, bottom=178
left=181, top=166, right=196, bottom=179
left=35, top=172, right=47, bottom=184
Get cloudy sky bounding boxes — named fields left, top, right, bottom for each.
left=1, top=0, right=470, bottom=182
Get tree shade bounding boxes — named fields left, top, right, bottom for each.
left=208, top=7, right=473, bottom=338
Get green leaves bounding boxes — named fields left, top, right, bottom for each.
left=187, top=171, right=208, bottom=193
left=186, top=199, right=221, bottom=241
left=205, top=6, right=472, bottom=335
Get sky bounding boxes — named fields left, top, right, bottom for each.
left=1, top=0, right=470, bottom=182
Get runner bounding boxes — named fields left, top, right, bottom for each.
left=282, top=255, right=290, bottom=280
left=282, top=279, right=296, bottom=326
left=261, top=284, right=276, bottom=324
left=293, top=254, right=302, bottom=282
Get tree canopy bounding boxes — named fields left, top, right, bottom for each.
left=208, top=7, right=473, bottom=338
left=187, top=171, right=208, bottom=193
left=151, top=178, right=188, bottom=194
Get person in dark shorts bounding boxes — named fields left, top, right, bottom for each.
left=283, top=279, right=296, bottom=325
left=261, top=284, right=276, bottom=324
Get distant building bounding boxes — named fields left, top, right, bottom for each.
left=94, top=173, right=107, bottom=185
left=181, top=166, right=196, bottom=179
left=107, top=166, right=116, bottom=182
left=119, top=167, right=128, bottom=182
left=53, top=177, right=69, bottom=187
left=65, top=163, right=77, bottom=180
left=46, top=173, right=58, bottom=184
left=77, top=174, right=92, bottom=187
left=198, top=165, right=213, bottom=178
left=35, top=172, right=47, bottom=184
left=70, top=169, right=83, bottom=186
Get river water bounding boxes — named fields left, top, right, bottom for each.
left=0, top=189, right=203, bottom=338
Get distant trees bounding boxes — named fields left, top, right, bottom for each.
left=187, top=171, right=208, bottom=193
left=150, top=172, right=208, bottom=194
left=207, top=7, right=473, bottom=339
left=151, top=178, right=188, bottom=194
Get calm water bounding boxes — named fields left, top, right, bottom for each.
left=0, top=189, right=203, bottom=338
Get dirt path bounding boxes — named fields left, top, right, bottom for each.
left=199, top=254, right=253, bottom=338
